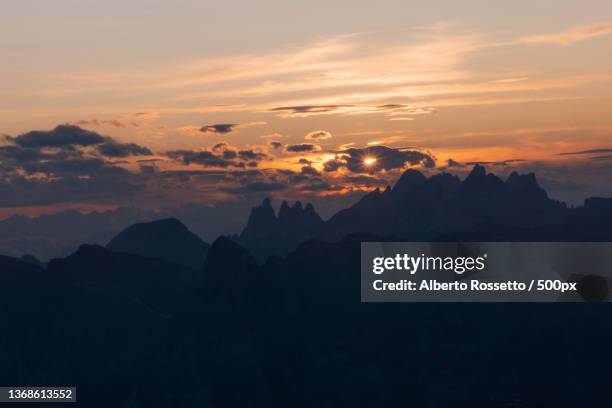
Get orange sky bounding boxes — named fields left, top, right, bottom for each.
left=1, top=2, right=612, bottom=215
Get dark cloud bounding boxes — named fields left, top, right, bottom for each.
left=299, top=181, right=343, bottom=191
left=200, top=124, right=237, bottom=134
left=465, top=159, right=525, bottom=166
left=324, top=146, right=435, bottom=173
left=323, top=158, right=344, bottom=172
left=559, top=148, right=612, bottom=156
left=269, top=103, right=435, bottom=118
left=269, top=141, right=283, bottom=149
left=298, top=158, right=313, bottom=165
left=222, top=182, right=287, bottom=194
left=238, top=149, right=267, bottom=161
left=5, top=124, right=152, bottom=158
left=342, top=175, right=389, bottom=187
left=222, top=150, right=238, bottom=159
left=8, top=125, right=106, bottom=148
left=212, top=142, right=229, bottom=152
left=167, top=146, right=267, bottom=169
left=0, top=127, right=146, bottom=207
left=269, top=105, right=350, bottom=116
left=305, top=130, right=332, bottom=140
left=300, top=166, right=320, bottom=177
left=0, top=145, right=47, bottom=162
left=591, top=155, right=612, bottom=161
left=167, top=150, right=236, bottom=168
left=97, top=141, right=152, bottom=158
left=285, top=143, right=321, bottom=153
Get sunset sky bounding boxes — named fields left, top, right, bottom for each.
left=1, top=0, right=612, bottom=217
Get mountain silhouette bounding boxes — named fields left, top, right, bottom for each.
left=236, top=165, right=574, bottom=261
left=2, top=203, right=612, bottom=405
left=106, top=218, right=210, bottom=269
left=238, top=199, right=323, bottom=261
left=240, top=199, right=323, bottom=240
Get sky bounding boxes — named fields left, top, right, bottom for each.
left=1, top=0, right=612, bottom=217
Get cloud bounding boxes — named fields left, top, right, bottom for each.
left=200, top=124, right=238, bottom=134
left=72, top=119, right=140, bottom=128
left=269, top=104, right=435, bottom=119
left=285, top=143, right=321, bottom=153
left=324, top=145, right=435, bottom=173
left=300, top=166, right=320, bottom=177
left=559, top=148, right=612, bottom=156
left=591, top=155, right=612, bottom=161
left=5, top=125, right=151, bottom=159
left=166, top=144, right=268, bottom=169
left=342, top=175, right=389, bottom=188
left=8, top=125, right=106, bottom=148
left=132, top=112, right=159, bottom=119
left=465, top=159, right=526, bottom=166
left=222, top=182, right=287, bottom=194
left=519, top=21, right=612, bottom=45
left=167, top=150, right=238, bottom=168
left=185, top=121, right=268, bottom=135
left=305, top=130, right=332, bottom=141
left=97, top=141, right=153, bottom=158
left=238, top=149, right=267, bottom=161
left=269, top=141, right=283, bottom=149
left=299, top=181, right=342, bottom=192
left=270, top=105, right=350, bottom=117
left=0, top=125, right=154, bottom=207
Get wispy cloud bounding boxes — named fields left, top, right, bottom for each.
left=519, top=21, right=612, bottom=45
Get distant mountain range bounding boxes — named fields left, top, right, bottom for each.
left=3, top=164, right=612, bottom=264
left=237, top=165, right=612, bottom=260
left=0, top=202, right=250, bottom=261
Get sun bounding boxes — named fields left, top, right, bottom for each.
left=363, top=157, right=377, bottom=166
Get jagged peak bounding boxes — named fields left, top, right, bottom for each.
left=305, top=203, right=316, bottom=212
left=294, top=201, right=303, bottom=210
left=466, top=164, right=486, bottom=180
left=392, top=169, right=426, bottom=194
left=261, top=197, right=273, bottom=209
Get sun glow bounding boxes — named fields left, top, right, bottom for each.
left=363, top=157, right=377, bottom=166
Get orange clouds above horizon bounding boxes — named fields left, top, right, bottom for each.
left=2, top=8, right=612, bottom=213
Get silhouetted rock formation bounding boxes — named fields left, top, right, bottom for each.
left=106, top=218, right=209, bottom=269
left=325, top=164, right=567, bottom=241
left=238, top=199, right=323, bottom=261
left=235, top=165, right=575, bottom=261
left=241, top=199, right=323, bottom=240
left=242, top=198, right=277, bottom=239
